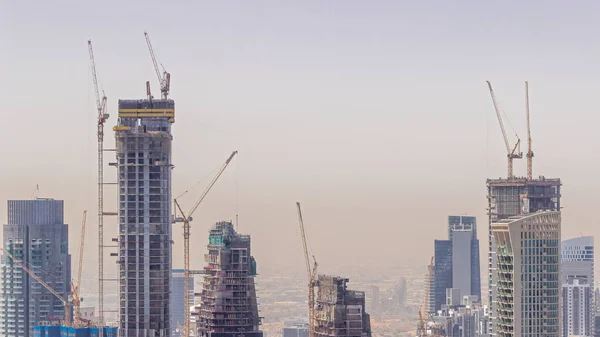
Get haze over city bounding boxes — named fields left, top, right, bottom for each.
left=2, top=0, right=600, bottom=311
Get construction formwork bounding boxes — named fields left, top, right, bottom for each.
left=486, top=176, right=561, bottom=336
left=194, top=221, right=262, bottom=337
left=114, top=99, right=174, bottom=337
left=314, top=275, right=371, bottom=337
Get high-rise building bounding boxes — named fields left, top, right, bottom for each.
left=394, top=277, right=407, bottom=308
left=171, top=269, right=194, bottom=337
left=0, top=199, right=71, bottom=337
left=194, top=221, right=262, bottom=337
left=563, top=279, right=592, bottom=337
left=432, top=216, right=480, bottom=312
left=115, top=98, right=175, bottom=337
left=561, top=236, right=594, bottom=337
left=369, top=285, right=380, bottom=312
left=492, top=211, right=561, bottom=337
left=314, top=275, right=372, bottom=337
left=283, top=323, right=309, bottom=337
left=486, top=176, right=561, bottom=335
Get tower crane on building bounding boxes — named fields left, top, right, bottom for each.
left=0, top=247, right=73, bottom=326
left=296, top=202, right=318, bottom=337
left=72, top=210, right=87, bottom=327
left=88, top=39, right=110, bottom=333
left=173, top=150, right=238, bottom=337
left=144, top=31, right=171, bottom=100
left=486, top=81, right=523, bottom=179
left=525, top=81, right=534, bottom=180
left=417, top=256, right=434, bottom=337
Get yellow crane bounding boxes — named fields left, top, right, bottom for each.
left=525, top=81, right=534, bottom=180
left=296, top=202, right=318, bottom=337
left=144, top=31, right=171, bottom=100
left=486, top=81, right=523, bottom=178
left=1, top=247, right=73, bottom=326
left=173, top=150, right=238, bottom=337
left=72, top=210, right=87, bottom=327
left=418, top=256, right=434, bottom=337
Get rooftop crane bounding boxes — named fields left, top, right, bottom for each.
left=296, top=202, right=318, bottom=337
left=144, top=31, right=171, bottom=100
left=72, top=210, right=87, bottom=327
left=88, top=39, right=109, bottom=331
left=173, top=150, right=238, bottom=337
left=417, top=256, right=434, bottom=337
left=525, top=81, right=534, bottom=180
left=0, top=248, right=73, bottom=326
left=486, top=81, right=523, bottom=179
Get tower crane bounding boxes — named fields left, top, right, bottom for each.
left=0, top=248, right=73, bottom=326
left=417, top=256, right=434, bottom=337
left=296, top=202, right=318, bottom=337
left=72, top=210, right=87, bottom=327
left=486, top=81, right=523, bottom=179
left=525, top=81, right=534, bottom=180
left=144, top=31, right=171, bottom=100
left=173, top=150, right=238, bottom=337
left=88, top=39, right=109, bottom=331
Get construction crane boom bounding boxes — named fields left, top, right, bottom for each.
left=73, top=210, right=87, bottom=327
left=88, top=39, right=109, bottom=333
left=174, top=150, right=238, bottom=337
left=144, top=31, right=171, bottom=99
left=486, top=81, right=523, bottom=178
left=296, top=202, right=317, bottom=337
left=1, top=248, right=72, bottom=326
left=525, top=81, right=534, bottom=180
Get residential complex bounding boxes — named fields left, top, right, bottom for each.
left=561, top=236, right=594, bottom=337
left=115, top=98, right=175, bottom=337
left=194, top=221, right=263, bottom=337
left=0, top=199, right=71, bottom=337
left=492, top=211, right=561, bottom=337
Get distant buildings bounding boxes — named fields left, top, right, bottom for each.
left=561, top=236, right=595, bottom=337
left=194, top=221, right=262, bottom=337
left=283, top=323, right=308, bottom=337
left=492, top=211, right=561, bottom=337
left=0, top=199, right=71, bottom=337
left=433, top=294, right=488, bottom=337
left=314, top=275, right=371, bottom=337
left=171, top=269, right=194, bottom=337
left=432, top=216, right=480, bottom=312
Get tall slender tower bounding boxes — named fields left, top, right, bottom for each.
left=0, top=199, right=71, bottom=337
left=492, top=211, right=561, bottom=337
left=115, top=98, right=174, bottom=337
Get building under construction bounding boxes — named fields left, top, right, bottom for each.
left=194, top=221, right=262, bottom=337
left=314, top=275, right=371, bottom=337
left=114, top=98, right=175, bottom=337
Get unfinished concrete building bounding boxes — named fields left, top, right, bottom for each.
left=487, top=176, right=561, bottom=336
left=115, top=98, right=174, bottom=337
left=314, top=275, right=372, bottom=337
left=194, top=221, right=262, bottom=337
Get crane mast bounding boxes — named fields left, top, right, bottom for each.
left=73, top=210, right=87, bottom=327
left=0, top=248, right=73, bottom=326
left=144, top=32, right=171, bottom=100
left=486, top=81, right=523, bottom=178
left=88, top=40, right=109, bottom=332
left=173, top=151, right=238, bottom=337
left=525, top=81, right=534, bottom=180
left=296, top=202, right=317, bottom=337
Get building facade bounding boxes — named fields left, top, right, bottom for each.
left=0, top=199, right=71, bottom=337
left=433, top=216, right=480, bottom=312
left=115, top=98, right=175, bottom=337
left=171, top=269, right=194, bottom=337
left=492, top=211, right=561, bottom=337
left=194, top=221, right=262, bottom=337
left=561, top=236, right=594, bottom=337
left=486, top=177, right=561, bottom=336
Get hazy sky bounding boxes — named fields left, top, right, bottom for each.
left=2, top=0, right=600, bottom=283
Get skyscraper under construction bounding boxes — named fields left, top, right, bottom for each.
left=115, top=98, right=175, bottom=337
left=194, top=221, right=263, bottom=337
